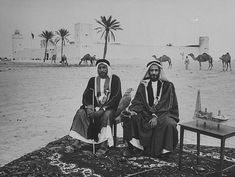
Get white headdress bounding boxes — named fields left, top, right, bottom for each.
left=142, top=60, right=168, bottom=81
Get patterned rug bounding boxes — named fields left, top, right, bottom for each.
left=0, top=135, right=234, bottom=177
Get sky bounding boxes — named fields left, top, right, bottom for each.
left=0, top=0, right=235, bottom=58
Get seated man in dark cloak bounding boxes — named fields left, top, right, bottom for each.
left=122, top=60, right=179, bottom=158
left=66, top=59, right=122, bottom=156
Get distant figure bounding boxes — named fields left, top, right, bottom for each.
left=180, top=52, right=184, bottom=61
left=51, top=54, right=56, bottom=63
left=185, top=56, right=189, bottom=70
left=46, top=53, right=49, bottom=60
left=61, top=54, right=68, bottom=65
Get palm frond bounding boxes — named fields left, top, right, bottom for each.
left=110, top=25, right=121, bottom=29
left=100, top=31, right=105, bottom=39
left=55, top=31, right=60, bottom=36
left=110, top=31, right=116, bottom=41
left=49, top=39, right=55, bottom=45
left=96, top=29, right=103, bottom=33
left=55, top=28, right=70, bottom=46
left=107, top=16, right=112, bottom=24
left=94, top=27, right=102, bottom=30
left=96, top=20, right=105, bottom=28
left=110, top=19, right=117, bottom=26
left=55, top=37, right=60, bottom=44
left=39, top=30, right=54, bottom=41
left=65, top=38, right=70, bottom=43
left=111, top=27, right=123, bottom=31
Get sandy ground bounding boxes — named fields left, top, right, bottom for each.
left=0, top=58, right=235, bottom=167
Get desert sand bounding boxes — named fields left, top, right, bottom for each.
left=0, top=58, right=234, bottom=167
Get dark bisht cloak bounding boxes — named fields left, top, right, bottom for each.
left=124, top=61, right=179, bottom=156
left=82, top=74, right=122, bottom=141
left=81, top=74, right=122, bottom=111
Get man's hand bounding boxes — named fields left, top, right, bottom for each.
left=129, top=110, right=137, bottom=116
left=149, top=106, right=157, bottom=114
left=125, top=109, right=137, bottom=116
left=122, top=110, right=137, bottom=118
left=86, top=105, right=94, bottom=117
left=148, top=116, right=158, bottom=128
left=88, top=109, right=105, bottom=120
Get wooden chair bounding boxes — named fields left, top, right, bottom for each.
left=113, top=115, right=126, bottom=147
left=91, top=114, right=121, bottom=153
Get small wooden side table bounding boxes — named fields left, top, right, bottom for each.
left=178, top=121, right=235, bottom=177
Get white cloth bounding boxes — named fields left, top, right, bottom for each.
left=142, top=61, right=168, bottom=81
left=100, top=78, right=106, bottom=96
left=152, top=80, right=158, bottom=98
left=69, top=125, right=114, bottom=147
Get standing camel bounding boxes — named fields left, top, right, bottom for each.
left=78, top=54, right=97, bottom=66
left=219, top=52, right=232, bottom=71
left=152, top=55, right=172, bottom=69
left=188, top=53, right=213, bottom=70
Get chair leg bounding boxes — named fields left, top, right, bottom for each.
left=92, top=143, right=95, bottom=154
left=113, top=123, right=117, bottom=147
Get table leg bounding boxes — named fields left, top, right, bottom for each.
left=197, top=132, right=200, bottom=165
left=179, top=126, right=184, bottom=170
left=219, top=138, right=225, bottom=177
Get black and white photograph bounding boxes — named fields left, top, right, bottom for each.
left=0, top=0, right=235, bottom=176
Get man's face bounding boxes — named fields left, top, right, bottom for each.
left=97, top=63, right=108, bottom=78
left=149, top=64, right=160, bottom=81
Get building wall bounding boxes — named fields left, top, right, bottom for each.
left=199, top=36, right=209, bottom=54
left=12, top=30, right=23, bottom=59
left=13, top=23, right=205, bottom=64
left=13, top=48, right=44, bottom=60
left=93, top=43, right=199, bottom=65
left=74, top=23, right=93, bottom=57
left=13, top=42, right=199, bottom=64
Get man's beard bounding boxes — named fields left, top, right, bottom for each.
left=99, top=72, right=108, bottom=78
left=150, top=74, right=159, bottom=81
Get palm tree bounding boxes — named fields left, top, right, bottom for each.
left=95, top=16, right=123, bottom=59
left=55, top=29, right=70, bottom=63
left=39, top=30, right=54, bottom=62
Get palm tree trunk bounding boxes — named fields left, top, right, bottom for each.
left=103, top=33, right=108, bottom=59
left=44, top=41, right=48, bottom=62
left=61, top=39, right=63, bottom=63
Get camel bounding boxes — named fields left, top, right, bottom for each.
left=219, top=52, right=232, bottom=71
left=188, top=53, right=213, bottom=70
left=79, top=54, right=97, bottom=66
left=152, top=55, right=172, bottom=69
left=51, top=54, right=56, bottom=63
